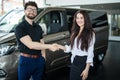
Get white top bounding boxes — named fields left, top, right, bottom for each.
left=64, top=34, right=95, bottom=66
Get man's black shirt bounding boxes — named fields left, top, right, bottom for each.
left=15, top=20, right=43, bottom=55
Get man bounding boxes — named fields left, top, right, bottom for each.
left=15, top=1, right=58, bottom=80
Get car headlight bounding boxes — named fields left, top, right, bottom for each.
left=0, top=69, right=7, bottom=78
left=0, top=43, right=16, bottom=56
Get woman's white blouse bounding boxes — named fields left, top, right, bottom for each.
left=64, top=34, right=95, bottom=66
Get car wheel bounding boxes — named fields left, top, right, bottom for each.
left=98, top=53, right=104, bottom=61
left=97, top=52, right=105, bottom=64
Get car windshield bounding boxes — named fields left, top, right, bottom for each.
left=0, top=8, right=43, bottom=33
left=0, top=14, right=4, bottom=21
left=0, top=9, right=24, bottom=33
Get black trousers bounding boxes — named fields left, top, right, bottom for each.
left=70, top=56, right=87, bottom=80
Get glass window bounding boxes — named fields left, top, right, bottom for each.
left=37, top=11, right=62, bottom=35
left=0, top=8, right=42, bottom=33
left=89, top=11, right=108, bottom=28
left=66, top=9, right=77, bottom=33
left=110, top=14, right=120, bottom=36
left=0, top=10, right=24, bottom=33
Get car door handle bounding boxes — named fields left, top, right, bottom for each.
left=63, top=41, right=67, bottom=45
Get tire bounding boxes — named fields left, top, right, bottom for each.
left=94, top=52, right=106, bottom=64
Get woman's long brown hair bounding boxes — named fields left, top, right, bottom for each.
left=70, top=10, right=94, bottom=51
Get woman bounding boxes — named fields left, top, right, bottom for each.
left=58, top=10, right=95, bottom=80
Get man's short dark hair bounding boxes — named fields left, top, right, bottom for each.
left=24, top=1, right=38, bottom=10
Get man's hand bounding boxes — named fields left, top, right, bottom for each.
left=49, top=43, right=60, bottom=52
left=56, top=44, right=66, bottom=51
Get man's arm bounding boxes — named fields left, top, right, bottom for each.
left=20, top=35, right=58, bottom=51
left=40, top=39, right=46, bottom=59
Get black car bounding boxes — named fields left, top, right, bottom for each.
left=0, top=7, right=109, bottom=80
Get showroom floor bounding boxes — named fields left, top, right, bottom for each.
left=99, top=41, right=120, bottom=80
left=46, top=41, right=120, bottom=80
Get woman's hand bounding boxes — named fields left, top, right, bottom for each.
left=81, top=63, right=91, bottom=80
left=80, top=69, right=89, bottom=80
left=56, top=44, right=66, bottom=51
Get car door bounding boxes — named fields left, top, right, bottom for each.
left=88, top=11, right=109, bottom=64
left=35, top=8, right=71, bottom=73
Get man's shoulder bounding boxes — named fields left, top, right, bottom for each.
left=34, top=22, right=42, bottom=29
left=33, top=22, right=40, bottom=27
left=15, top=20, right=26, bottom=31
left=19, top=20, right=26, bottom=26
left=16, top=20, right=26, bottom=27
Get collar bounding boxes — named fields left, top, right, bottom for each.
left=24, top=20, right=36, bottom=27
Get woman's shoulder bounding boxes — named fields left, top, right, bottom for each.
left=92, top=32, right=95, bottom=36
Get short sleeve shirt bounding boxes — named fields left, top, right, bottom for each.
left=15, top=20, right=43, bottom=55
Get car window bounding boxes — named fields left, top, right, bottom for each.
left=89, top=11, right=108, bottom=28
left=66, top=9, right=77, bottom=33
left=37, top=11, right=64, bottom=35
left=66, top=9, right=108, bottom=31
left=0, top=10, right=24, bottom=33
left=0, top=9, right=42, bottom=33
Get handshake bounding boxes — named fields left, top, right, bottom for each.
left=49, top=43, right=66, bottom=52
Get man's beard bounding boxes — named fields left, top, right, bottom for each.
left=26, top=15, right=36, bottom=19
